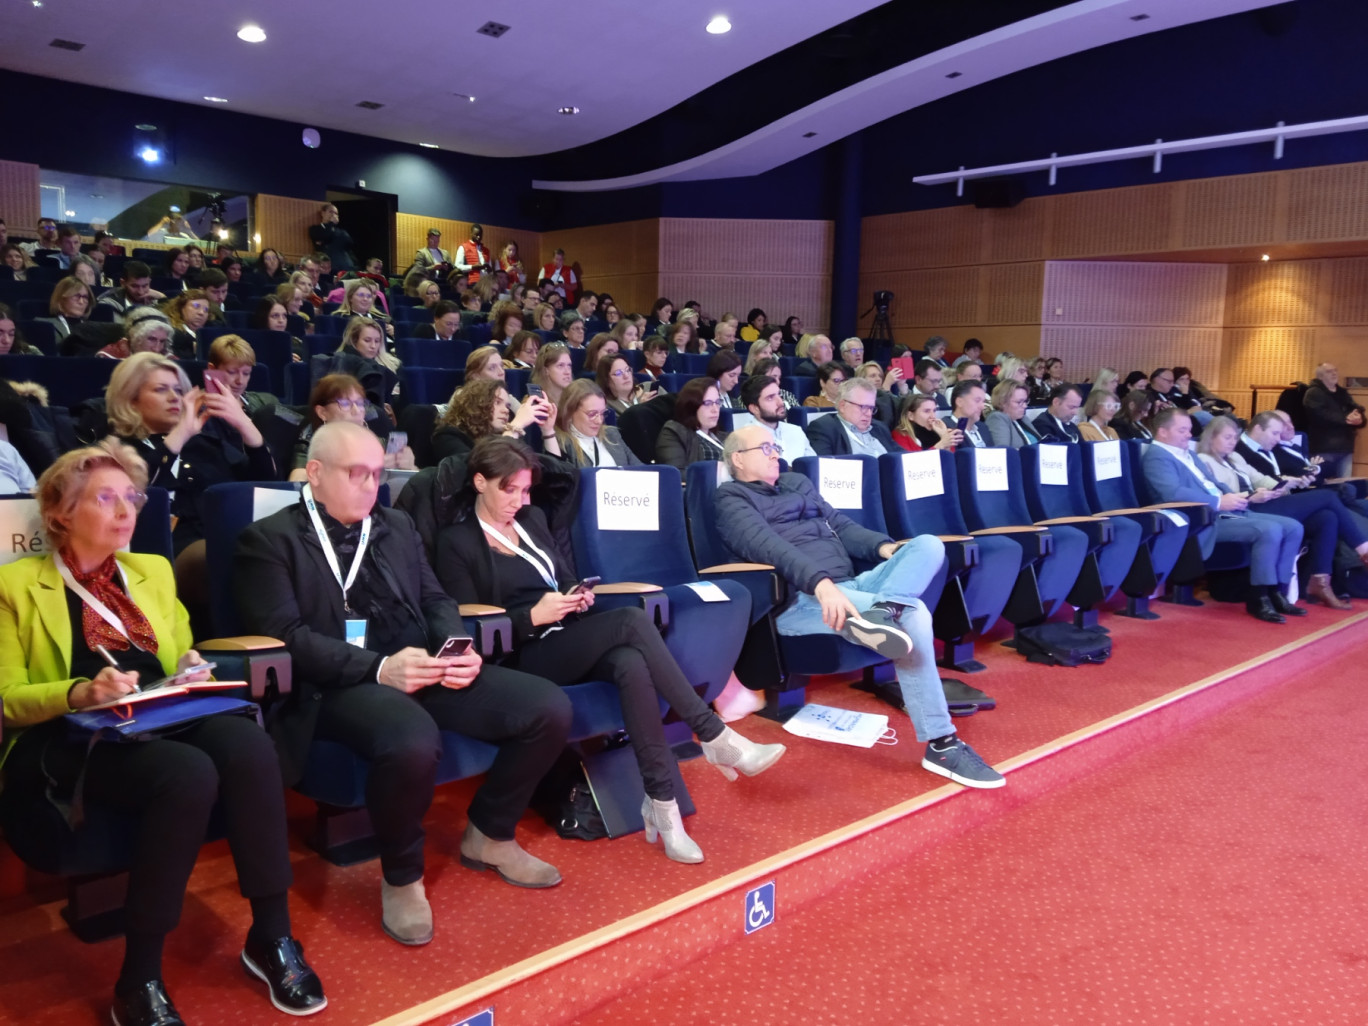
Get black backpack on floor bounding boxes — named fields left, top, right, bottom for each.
left=1013, top=623, right=1112, bottom=667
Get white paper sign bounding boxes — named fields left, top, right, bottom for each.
left=0, top=497, right=44, bottom=566
left=900, top=450, right=944, bottom=500
left=1157, top=509, right=1189, bottom=527
left=729, top=412, right=757, bottom=432
left=1092, top=440, right=1122, bottom=482
left=1038, top=444, right=1069, bottom=486
left=807, top=410, right=833, bottom=422
left=817, top=458, right=863, bottom=509
left=974, top=448, right=1009, bottom=492
left=596, top=469, right=659, bottom=531
left=253, top=486, right=300, bottom=523
left=684, top=581, right=731, bottom=602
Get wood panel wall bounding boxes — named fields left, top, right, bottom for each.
left=656, top=218, right=833, bottom=335
left=543, top=219, right=661, bottom=321
left=254, top=195, right=325, bottom=263
left=0, top=160, right=41, bottom=241
left=394, top=214, right=539, bottom=283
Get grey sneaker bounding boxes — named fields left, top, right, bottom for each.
left=841, top=607, right=912, bottom=659
left=922, top=737, right=1005, bottom=789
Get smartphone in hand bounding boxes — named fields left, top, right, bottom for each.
left=436, top=636, right=474, bottom=658
left=563, top=576, right=601, bottom=596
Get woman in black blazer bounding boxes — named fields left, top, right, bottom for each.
left=434, top=438, right=784, bottom=865
left=654, top=377, right=727, bottom=470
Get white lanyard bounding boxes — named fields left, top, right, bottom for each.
left=53, top=551, right=143, bottom=647
left=696, top=429, right=723, bottom=452
left=302, top=484, right=371, bottom=612
left=479, top=516, right=557, bottom=590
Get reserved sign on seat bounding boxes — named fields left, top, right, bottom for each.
left=596, top=469, right=659, bottom=531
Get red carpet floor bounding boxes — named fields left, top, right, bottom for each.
left=0, top=594, right=1362, bottom=1025
left=575, top=616, right=1368, bottom=1025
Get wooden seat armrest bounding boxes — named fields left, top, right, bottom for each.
left=198, top=636, right=286, bottom=651
left=1326, top=477, right=1367, bottom=485
left=970, top=525, right=1048, bottom=535
left=1034, top=516, right=1108, bottom=526
left=1098, top=507, right=1155, bottom=516
left=1148, top=501, right=1211, bottom=510
left=459, top=603, right=506, bottom=616
left=934, top=534, right=976, bottom=543
left=699, top=562, right=776, bottom=573
left=593, top=581, right=664, bottom=594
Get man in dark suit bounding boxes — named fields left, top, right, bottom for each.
left=910, top=359, right=951, bottom=412
left=307, top=203, right=355, bottom=272
left=412, top=302, right=461, bottom=342
left=807, top=379, right=898, bottom=456
left=233, top=422, right=572, bottom=947
left=1237, top=411, right=1309, bottom=485
left=1031, top=384, right=1083, bottom=443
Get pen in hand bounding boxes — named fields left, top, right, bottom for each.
left=95, top=644, right=141, bottom=693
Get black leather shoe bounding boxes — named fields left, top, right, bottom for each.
left=1245, top=595, right=1286, bottom=624
left=111, top=981, right=184, bottom=1026
left=241, top=936, right=328, bottom=1016
left=1268, top=589, right=1308, bottom=617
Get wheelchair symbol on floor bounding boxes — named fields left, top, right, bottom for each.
left=744, top=881, right=776, bottom=934
left=449, top=1008, right=493, bottom=1026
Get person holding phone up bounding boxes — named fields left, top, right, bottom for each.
left=436, top=437, right=786, bottom=865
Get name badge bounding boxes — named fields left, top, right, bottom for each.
left=345, top=618, right=368, bottom=649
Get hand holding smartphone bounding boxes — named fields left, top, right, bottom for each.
left=563, top=576, right=601, bottom=596
left=436, top=636, right=474, bottom=659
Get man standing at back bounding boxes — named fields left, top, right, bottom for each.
left=715, top=424, right=1004, bottom=789
left=455, top=224, right=492, bottom=286
left=1302, top=363, right=1364, bottom=479
left=308, top=204, right=355, bottom=272
left=233, top=422, right=571, bottom=947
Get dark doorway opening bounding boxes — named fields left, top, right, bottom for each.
left=326, top=185, right=397, bottom=276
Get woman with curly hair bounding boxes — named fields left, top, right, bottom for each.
left=431, top=377, right=553, bottom=463
left=163, top=288, right=212, bottom=361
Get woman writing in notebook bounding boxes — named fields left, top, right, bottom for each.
left=435, top=437, right=785, bottom=866
left=0, top=441, right=325, bottom=1026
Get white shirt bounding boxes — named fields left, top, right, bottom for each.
left=1153, top=439, right=1222, bottom=498
left=767, top=419, right=816, bottom=461
left=571, top=426, right=616, bottom=467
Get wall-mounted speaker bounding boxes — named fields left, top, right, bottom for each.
left=971, top=177, right=1024, bottom=209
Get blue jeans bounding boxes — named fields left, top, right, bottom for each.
left=775, top=536, right=951, bottom=742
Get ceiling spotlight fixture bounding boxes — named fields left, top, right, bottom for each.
left=477, top=21, right=511, bottom=37
left=204, top=96, right=228, bottom=103
left=706, top=15, right=731, bottom=34
left=802, top=131, right=817, bottom=138
left=945, top=71, right=962, bottom=79
left=453, top=93, right=476, bottom=103
left=1129, top=13, right=1150, bottom=20
left=139, top=147, right=162, bottom=164
left=419, top=142, right=439, bottom=149
left=64, top=209, right=75, bottom=218
left=1261, top=253, right=1271, bottom=261
left=356, top=100, right=385, bottom=110
left=237, top=24, right=267, bottom=43
left=135, top=123, right=157, bottom=132
left=558, top=106, right=580, bottom=115
left=31, top=1, right=43, bottom=8
left=50, top=39, right=85, bottom=51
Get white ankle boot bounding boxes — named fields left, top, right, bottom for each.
left=641, top=796, right=704, bottom=864
left=699, top=725, right=786, bottom=781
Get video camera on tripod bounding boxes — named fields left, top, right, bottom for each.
left=866, top=290, right=895, bottom=342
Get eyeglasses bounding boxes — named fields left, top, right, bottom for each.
left=325, top=463, right=384, bottom=486
left=91, top=489, right=147, bottom=511
left=699, top=398, right=722, bottom=408
left=330, top=398, right=364, bottom=411
left=579, top=408, right=607, bottom=420
left=841, top=400, right=877, bottom=414
left=736, top=442, right=783, bottom=458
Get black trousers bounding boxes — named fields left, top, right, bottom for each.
left=508, top=606, right=723, bottom=801
left=313, top=665, right=571, bottom=886
left=1, top=714, right=291, bottom=937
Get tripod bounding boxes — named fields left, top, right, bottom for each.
left=863, top=305, right=893, bottom=344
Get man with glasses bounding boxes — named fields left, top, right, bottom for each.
left=741, top=375, right=815, bottom=460
left=234, top=421, right=572, bottom=947
left=838, top=337, right=865, bottom=372
left=715, top=424, right=1005, bottom=789
left=911, top=359, right=951, bottom=411
left=19, top=217, right=57, bottom=257
left=807, top=378, right=897, bottom=457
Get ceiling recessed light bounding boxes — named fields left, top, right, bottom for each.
left=706, top=15, right=731, bottom=34
left=477, top=21, right=511, bottom=37
left=802, top=131, right=817, bottom=138
left=139, top=147, right=162, bottom=164
left=558, top=106, right=580, bottom=116
left=453, top=93, right=476, bottom=103
left=204, top=95, right=228, bottom=103
left=419, top=142, right=439, bottom=149
left=1261, top=253, right=1271, bottom=261
left=31, top=1, right=42, bottom=8
left=135, top=123, right=157, bottom=132
left=1130, top=13, right=1150, bottom=20
left=237, top=24, right=267, bottom=43
left=945, top=71, right=962, bottom=79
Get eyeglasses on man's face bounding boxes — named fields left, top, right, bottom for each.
left=736, top=442, right=783, bottom=458
left=324, top=462, right=384, bottom=486
left=842, top=399, right=877, bottom=415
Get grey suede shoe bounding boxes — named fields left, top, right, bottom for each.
left=381, top=880, right=433, bottom=946
left=459, top=823, right=562, bottom=888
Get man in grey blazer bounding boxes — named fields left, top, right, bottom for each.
left=1142, top=408, right=1303, bottom=623
left=806, top=379, right=898, bottom=456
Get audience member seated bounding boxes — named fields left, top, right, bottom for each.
left=1025, top=357, right=1050, bottom=405
left=235, top=421, right=573, bottom=943
left=71, top=253, right=104, bottom=290
left=983, top=380, right=1039, bottom=448
left=655, top=376, right=728, bottom=470
left=833, top=337, right=864, bottom=374
left=778, top=316, right=803, bottom=349
left=741, top=374, right=815, bottom=460
left=793, top=334, right=834, bottom=377
left=197, top=268, right=238, bottom=320
left=0, top=303, right=43, bottom=356
left=504, top=329, right=541, bottom=371
left=803, top=361, right=848, bottom=409
left=991, top=355, right=1029, bottom=393
left=943, top=379, right=989, bottom=447
left=489, top=302, right=523, bottom=348
left=1239, top=410, right=1319, bottom=486
left=542, top=379, right=642, bottom=468
left=641, top=335, right=671, bottom=383
left=1144, top=408, right=1304, bottom=623
left=711, top=315, right=739, bottom=351
left=530, top=343, right=574, bottom=407
left=1031, top=384, right=1084, bottom=443
left=558, top=312, right=586, bottom=349
left=708, top=349, right=745, bottom=409
left=1091, top=366, right=1120, bottom=397
left=664, top=321, right=700, bottom=366
left=332, top=280, right=394, bottom=338
left=327, top=317, right=402, bottom=412
left=531, top=302, right=557, bottom=334
left=36, top=276, right=93, bottom=344
left=1172, top=366, right=1233, bottom=419
left=1110, top=389, right=1155, bottom=441
left=208, top=334, right=276, bottom=416
left=738, top=308, right=767, bottom=344
left=160, top=247, right=191, bottom=294
left=599, top=353, right=657, bottom=414
left=20, top=217, right=59, bottom=256
left=38, top=225, right=83, bottom=271
left=1302, top=362, right=1364, bottom=479
left=808, top=378, right=897, bottom=457
left=749, top=357, right=800, bottom=410
left=414, top=279, right=443, bottom=310
left=163, top=289, right=211, bottom=361
left=583, top=332, right=620, bottom=375
left=1198, top=414, right=1368, bottom=609
left=410, top=300, right=459, bottom=344
left=644, top=297, right=674, bottom=338
left=745, top=325, right=785, bottom=374
left=894, top=393, right=961, bottom=452
left=436, top=436, right=780, bottom=862
left=1145, top=367, right=1181, bottom=415
left=0, top=440, right=327, bottom=1024
left=715, top=424, right=1004, bottom=788
left=1122, top=370, right=1150, bottom=394
left=252, top=248, right=289, bottom=288
left=909, top=359, right=950, bottom=412
left=249, top=296, right=304, bottom=362
left=289, top=374, right=389, bottom=480
left=1, top=243, right=33, bottom=281
left=922, top=336, right=951, bottom=370
left=466, top=344, right=511, bottom=394
left=432, top=378, right=551, bottom=464
left=410, top=229, right=451, bottom=279
left=1077, top=388, right=1121, bottom=442
left=96, top=307, right=174, bottom=361
left=952, top=338, right=984, bottom=369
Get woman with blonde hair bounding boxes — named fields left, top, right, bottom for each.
left=1077, top=388, right=1122, bottom=442
left=745, top=325, right=785, bottom=374
left=532, top=301, right=558, bottom=333
left=1092, top=367, right=1120, bottom=396
left=332, top=279, right=394, bottom=338
left=544, top=378, right=643, bottom=468
left=338, top=315, right=401, bottom=373
left=37, top=276, right=93, bottom=343
left=530, top=342, right=574, bottom=406
left=607, top=316, right=640, bottom=350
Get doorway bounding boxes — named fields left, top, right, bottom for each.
left=326, top=186, right=397, bottom=276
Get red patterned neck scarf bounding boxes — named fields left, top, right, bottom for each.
left=60, top=548, right=158, bottom=655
